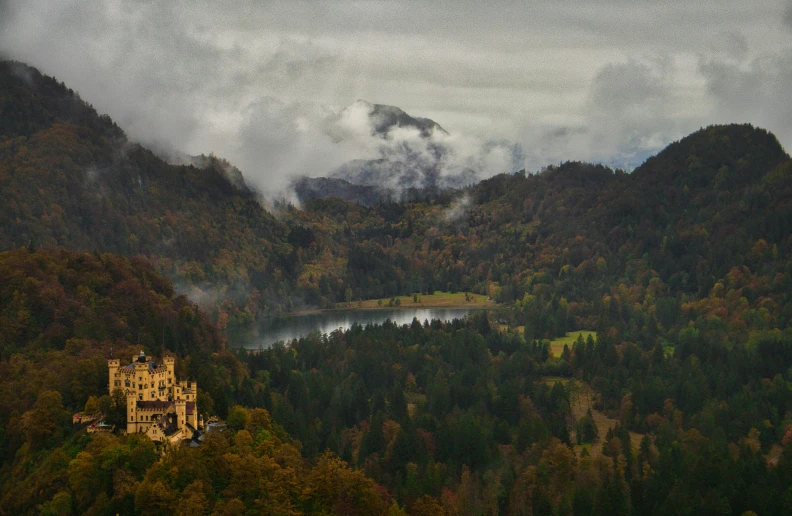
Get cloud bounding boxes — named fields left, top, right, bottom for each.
left=443, top=194, right=472, bottom=223
left=709, top=31, right=749, bottom=59
left=233, top=98, right=523, bottom=195
left=584, top=57, right=690, bottom=162
left=0, top=0, right=790, bottom=189
left=233, top=98, right=375, bottom=194
left=700, top=50, right=792, bottom=150
left=785, top=2, right=792, bottom=29
left=515, top=56, right=702, bottom=171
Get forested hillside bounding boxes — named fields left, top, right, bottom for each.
left=4, top=61, right=792, bottom=330
left=5, top=248, right=791, bottom=513
left=3, top=61, right=792, bottom=515
left=287, top=124, right=792, bottom=331
left=0, top=61, right=294, bottom=325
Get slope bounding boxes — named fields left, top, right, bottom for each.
left=0, top=61, right=296, bottom=325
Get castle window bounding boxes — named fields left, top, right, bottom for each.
left=151, top=392, right=154, bottom=398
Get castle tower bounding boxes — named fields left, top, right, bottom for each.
left=175, top=399, right=187, bottom=432
left=107, top=358, right=120, bottom=393
left=127, top=391, right=139, bottom=434
left=163, top=355, right=175, bottom=399
left=163, top=355, right=175, bottom=374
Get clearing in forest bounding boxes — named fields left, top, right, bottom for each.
left=346, top=291, right=495, bottom=309
left=548, top=331, right=597, bottom=358
left=544, top=376, right=644, bottom=457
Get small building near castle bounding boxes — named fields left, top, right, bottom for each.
left=108, top=351, right=201, bottom=444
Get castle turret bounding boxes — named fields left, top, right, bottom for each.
left=175, top=399, right=187, bottom=431
left=107, top=358, right=120, bottom=392
left=127, top=391, right=138, bottom=434
left=163, top=355, right=175, bottom=398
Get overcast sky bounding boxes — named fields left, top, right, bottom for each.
left=1, top=1, right=791, bottom=193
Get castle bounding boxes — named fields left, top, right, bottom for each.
left=108, top=351, right=201, bottom=443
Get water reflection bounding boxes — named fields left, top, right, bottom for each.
left=232, top=308, right=477, bottom=349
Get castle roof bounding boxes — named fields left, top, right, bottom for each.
left=137, top=400, right=173, bottom=410
left=135, top=400, right=197, bottom=415
left=122, top=359, right=161, bottom=372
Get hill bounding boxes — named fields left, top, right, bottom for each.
left=0, top=250, right=393, bottom=516
left=0, top=61, right=300, bottom=325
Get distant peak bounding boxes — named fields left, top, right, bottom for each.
left=343, top=99, right=447, bottom=138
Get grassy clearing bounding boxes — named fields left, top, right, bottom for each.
left=341, top=291, right=495, bottom=310
left=493, top=323, right=523, bottom=334
left=544, top=376, right=644, bottom=457
left=548, top=331, right=596, bottom=358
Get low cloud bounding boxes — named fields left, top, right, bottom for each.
left=1, top=0, right=791, bottom=191
left=519, top=56, right=700, bottom=171
left=443, top=194, right=472, bottom=223
left=699, top=50, right=792, bottom=149
left=234, top=99, right=522, bottom=195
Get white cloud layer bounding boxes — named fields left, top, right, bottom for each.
left=1, top=0, right=791, bottom=193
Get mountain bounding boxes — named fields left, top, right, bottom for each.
left=0, top=61, right=296, bottom=324
left=5, top=60, right=792, bottom=515
left=292, top=175, right=394, bottom=206
left=294, top=100, right=479, bottom=205
left=286, top=123, right=792, bottom=318
left=351, top=99, right=447, bottom=138
left=4, top=60, right=792, bottom=324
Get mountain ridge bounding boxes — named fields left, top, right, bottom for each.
left=2, top=60, right=791, bottom=322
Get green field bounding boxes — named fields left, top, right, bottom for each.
left=548, top=330, right=596, bottom=358
left=340, top=291, right=494, bottom=310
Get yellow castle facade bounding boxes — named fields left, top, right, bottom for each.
left=108, top=351, right=200, bottom=443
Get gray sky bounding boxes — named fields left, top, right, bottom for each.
left=1, top=0, right=791, bottom=193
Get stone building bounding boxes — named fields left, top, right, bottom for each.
left=108, top=351, right=201, bottom=443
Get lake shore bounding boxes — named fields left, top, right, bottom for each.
left=287, top=291, right=496, bottom=317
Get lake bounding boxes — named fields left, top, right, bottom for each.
left=231, top=307, right=478, bottom=349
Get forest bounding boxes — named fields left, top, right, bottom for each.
left=2, top=61, right=792, bottom=514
